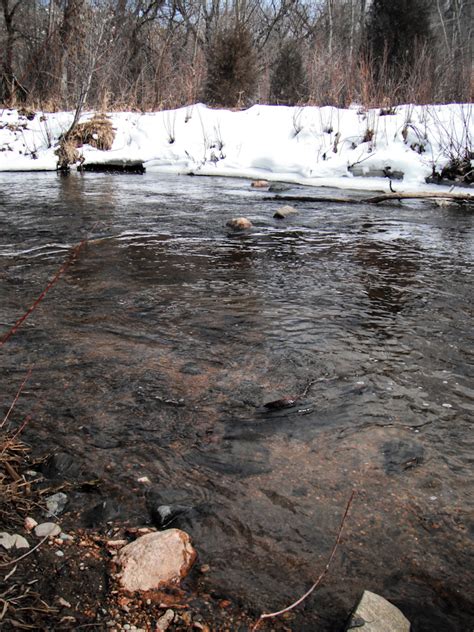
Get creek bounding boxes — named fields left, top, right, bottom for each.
left=0, top=172, right=473, bottom=630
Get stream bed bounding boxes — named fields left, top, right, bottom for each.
left=0, top=172, right=473, bottom=631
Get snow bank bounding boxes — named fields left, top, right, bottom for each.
left=0, top=103, right=472, bottom=193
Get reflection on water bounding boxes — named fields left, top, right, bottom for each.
left=0, top=172, right=473, bottom=631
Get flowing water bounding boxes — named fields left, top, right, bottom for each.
left=0, top=172, right=473, bottom=631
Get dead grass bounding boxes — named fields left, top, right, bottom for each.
left=68, top=112, right=115, bottom=150
left=56, top=112, right=115, bottom=169
left=0, top=437, right=33, bottom=528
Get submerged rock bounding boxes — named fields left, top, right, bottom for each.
left=226, top=217, right=252, bottom=230
left=148, top=504, right=193, bottom=529
left=274, top=205, right=298, bottom=219
left=346, top=590, right=410, bottom=631
left=382, top=439, right=424, bottom=474
left=83, top=499, right=121, bottom=528
left=115, top=529, right=196, bottom=592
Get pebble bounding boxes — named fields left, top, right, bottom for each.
left=137, top=476, right=151, bottom=485
left=57, top=597, right=71, bottom=608
left=156, top=609, right=175, bottom=631
left=35, top=522, right=61, bottom=538
left=55, top=550, right=64, bottom=557
left=24, top=516, right=38, bottom=531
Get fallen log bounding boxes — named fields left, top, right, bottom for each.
left=266, top=190, right=473, bottom=206
left=363, top=191, right=473, bottom=204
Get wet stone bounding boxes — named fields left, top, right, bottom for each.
left=41, top=452, right=81, bottom=480
left=382, top=439, right=424, bottom=474
left=83, top=499, right=121, bottom=528
left=226, top=217, right=252, bottom=230
left=147, top=504, right=193, bottom=529
left=274, top=205, right=298, bottom=219
left=269, top=183, right=292, bottom=192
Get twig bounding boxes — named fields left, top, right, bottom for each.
left=0, top=220, right=101, bottom=346
left=0, top=533, right=51, bottom=568
left=1, top=369, right=32, bottom=429
left=251, top=490, right=356, bottom=631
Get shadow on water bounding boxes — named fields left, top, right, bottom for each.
left=0, top=172, right=473, bottom=630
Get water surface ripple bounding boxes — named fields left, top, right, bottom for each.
left=1, top=172, right=473, bottom=630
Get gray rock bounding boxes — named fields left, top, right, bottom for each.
left=34, top=522, right=61, bottom=538
left=0, top=532, right=14, bottom=550
left=274, top=205, right=298, bottom=219
left=346, top=590, right=410, bottom=631
left=115, top=529, right=196, bottom=592
left=41, top=452, right=81, bottom=479
left=0, top=533, right=30, bottom=550
left=45, top=492, right=68, bottom=517
left=269, top=183, right=292, bottom=192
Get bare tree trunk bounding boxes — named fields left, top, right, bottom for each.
left=1, top=0, right=21, bottom=104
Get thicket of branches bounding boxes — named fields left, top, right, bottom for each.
left=1, top=0, right=472, bottom=111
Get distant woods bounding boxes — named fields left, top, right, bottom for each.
left=0, top=0, right=472, bottom=111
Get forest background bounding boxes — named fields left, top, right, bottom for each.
left=0, top=0, right=472, bottom=113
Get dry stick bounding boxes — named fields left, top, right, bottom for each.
left=0, top=237, right=89, bottom=347
left=1, top=368, right=33, bottom=429
left=251, top=490, right=356, bottom=632
left=0, top=533, right=52, bottom=568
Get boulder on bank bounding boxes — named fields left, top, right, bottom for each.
left=115, top=529, right=196, bottom=592
left=226, top=217, right=252, bottom=230
left=346, top=590, right=410, bottom=631
left=274, top=205, right=298, bottom=219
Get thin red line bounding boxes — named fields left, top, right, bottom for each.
left=0, top=238, right=87, bottom=346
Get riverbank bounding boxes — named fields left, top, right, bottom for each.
left=0, top=431, right=257, bottom=630
left=0, top=103, right=472, bottom=193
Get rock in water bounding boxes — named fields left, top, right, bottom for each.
left=148, top=504, right=192, bottom=529
left=274, top=205, right=298, bottom=219
left=116, top=529, right=196, bottom=592
left=346, top=591, right=410, bottom=631
left=251, top=180, right=269, bottom=188
left=226, top=217, right=252, bottom=230
left=382, top=439, right=424, bottom=474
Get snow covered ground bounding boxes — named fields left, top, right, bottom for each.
left=0, top=103, right=472, bottom=193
